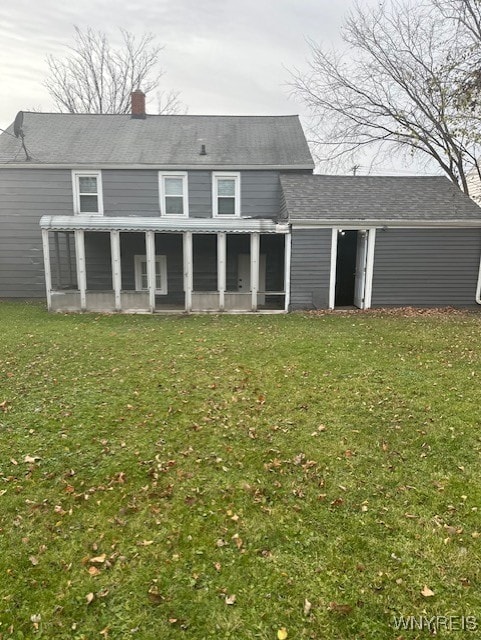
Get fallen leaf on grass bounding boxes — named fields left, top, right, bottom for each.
left=421, top=585, right=435, bottom=597
left=225, top=594, right=236, bottom=605
left=88, top=566, right=101, bottom=576
left=277, top=628, right=288, bottom=640
left=138, top=540, right=154, bottom=547
left=24, top=455, right=40, bottom=464
left=86, top=592, right=94, bottom=605
left=303, top=599, right=312, bottom=616
left=328, top=601, right=353, bottom=614
left=232, top=533, right=243, bottom=549
left=29, top=556, right=39, bottom=566
left=89, top=554, right=106, bottom=564
left=330, top=498, right=344, bottom=507
left=147, top=586, right=164, bottom=604
left=444, top=525, right=462, bottom=536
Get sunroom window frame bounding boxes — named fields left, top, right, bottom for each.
left=159, top=171, right=189, bottom=218
left=134, top=254, right=168, bottom=295
left=212, top=171, right=241, bottom=218
left=72, top=170, right=103, bottom=216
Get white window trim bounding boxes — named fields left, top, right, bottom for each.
left=159, top=171, right=189, bottom=217
left=134, top=254, right=168, bottom=295
left=212, top=172, right=241, bottom=218
left=72, top=170, right=103, bottom=216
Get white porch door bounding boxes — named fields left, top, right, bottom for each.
left=238, top=254, right=266, bottom=304
left=353, top=231, right=368, bottom=309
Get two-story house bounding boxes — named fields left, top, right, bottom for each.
left=1, top=90, right=481, bottom=312
left=0, top=92, right=314, bottom=313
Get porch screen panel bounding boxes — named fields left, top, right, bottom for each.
left=193, top=234, right=217, bottom=291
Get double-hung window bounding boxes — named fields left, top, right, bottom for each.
left=159, top=172, right=188, bottom=217
left=134, top=255, right=168, bottom=295
left=72, top=171, right=103, bottom=215
left=212, top=172, right=240, bottom=217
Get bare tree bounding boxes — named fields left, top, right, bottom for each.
left=434, top=1, right=481, bottom=112
left=45, top=27, right=183, bottom=115
left=291, top=0, right=481, bottom=194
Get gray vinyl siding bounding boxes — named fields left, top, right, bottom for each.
left=241, top=171, right=280, bottom=219
left=188, top=170, right=281, bottom=219
left=371, top=228, right=481, bottom=306
left=188, top=171, right=211, bottom=218
left=290, top=228, right=331, bottom=310
left=102, top=170, right=281, bottom=219
left=0, top=168, right=72, bottom=297
left=102, top=169, right=213, bottom=218
left=103, top=171, right=159, bottom=216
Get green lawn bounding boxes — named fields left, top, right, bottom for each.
left=0, top=302, right=480, bottom=639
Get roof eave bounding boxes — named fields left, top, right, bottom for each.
left=0, top=162, right=315, bottom=170
left=290, top=218, right=481, bottom=228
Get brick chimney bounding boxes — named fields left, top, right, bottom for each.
left=131, top=90, right=146, bottom=119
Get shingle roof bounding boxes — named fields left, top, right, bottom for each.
left=280, top=174, right=481, bottom=222
left=0, top=113, right=314, bottom=168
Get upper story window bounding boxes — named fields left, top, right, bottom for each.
left=212, top=172, right=240, bottom=217
left=159, top=172, right=188, bottom=217
left=72, top=171, right=103, bottom=215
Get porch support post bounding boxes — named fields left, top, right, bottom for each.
left=41, top=229, right=52, bottom=311
left=284, top=232, right=291, bottom=312
left=145, top=230, right=156, bottom=313
left=250, top=232, right=260, bottom=312
left=110, top=230, right=122, bottom=312
left=74, top=229, right=87, bottom=311
left=217, top=232, right=226, bottom=311
left=329, top=228, right=338, bottom=310
left=183, top=231, right=193, bottom=312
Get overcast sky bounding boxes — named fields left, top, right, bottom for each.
left=0, top=0, right=436, bottom=175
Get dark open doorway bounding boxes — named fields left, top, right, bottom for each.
left=335, top=230, right=358, bottom=306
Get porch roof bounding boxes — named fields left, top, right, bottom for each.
left=39, top=215, right=288, bottom=234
